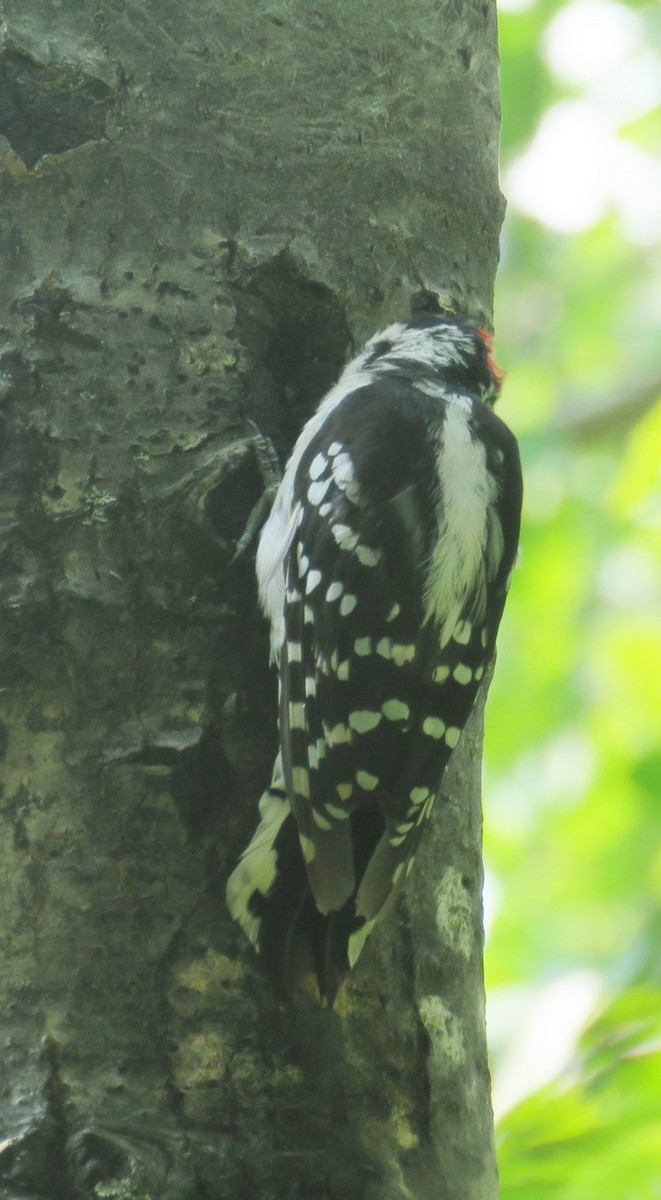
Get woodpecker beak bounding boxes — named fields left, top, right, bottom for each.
left=477, top=328, right=507, bottom=388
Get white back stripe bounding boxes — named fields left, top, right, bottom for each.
left=424, top=402, right=500, bottom=644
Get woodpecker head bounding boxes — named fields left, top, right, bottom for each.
left=360, top=314, right=505, bottom=405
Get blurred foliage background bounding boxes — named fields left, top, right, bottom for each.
left=487, top=1, right=661, bottom=1195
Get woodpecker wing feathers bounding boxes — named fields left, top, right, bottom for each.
left=280, top=383, right=433, bottom=915
left=227, top=315, right=522, bottom=996
left=278, top=376, right=521, bottom=928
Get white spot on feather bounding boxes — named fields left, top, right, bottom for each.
left=325, top=802, right=351, bottom=820
left=331, top=452, right=360, bottom=501
left=356, top=545, right=381, bottom=567
left=348, top=710, right=382, bottom=733
left=381, top=699, right=410, bottom=721
left=409, top=787, right=429, bottom=806
left=327, top=722, right=351, bottom=745
left=292, top=765, right=310, bottom=797
left=300, top=833, right=316, bottom=862
left=288, top=702, right=306, bottom=730
left=308, top=477, right=331, bottom=506
left=391, top=643, right=415, bottom=666
left=453, top=620, right=472, bottom=645
left=332, top=524, right=360, bottom=552
left=309, top=452, right=327, bottom=480
left=313, top=808, right=333, bottom=831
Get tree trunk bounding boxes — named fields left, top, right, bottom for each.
left=0, top=2, right=503, bottom=1197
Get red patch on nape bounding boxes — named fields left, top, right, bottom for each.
left=476, top=327, right=507, bottom=388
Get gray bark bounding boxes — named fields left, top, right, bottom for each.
left=0, top=1, right=503, bottom=1197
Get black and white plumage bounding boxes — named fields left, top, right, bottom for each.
left=227, top=313, right=522, bottom=998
